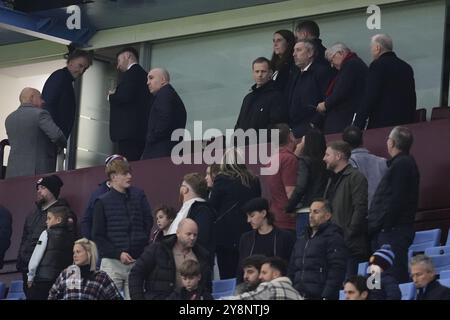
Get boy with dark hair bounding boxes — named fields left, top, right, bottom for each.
left=167, top=259, right=213, bottom=300
left=344, top=275, right=369, bottom=300
left=27, top=206, right=74, bottom=299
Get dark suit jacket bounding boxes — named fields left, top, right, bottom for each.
left=42, top=67, right=76, bottom=138
left=109, top=64, right=152, bottom=143
left=417, top=279, right=450, bottom=300
left=324, top=54, right=368, bottom=134
left=287, top=61, right=333, bottom=138
left=141, top=84, right=187, bottom=159
left=355, top=51, right=416, bottom=129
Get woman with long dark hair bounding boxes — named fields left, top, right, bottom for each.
left=270, top=30, right=296, bottom=93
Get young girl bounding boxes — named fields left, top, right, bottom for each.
left=150, top=206, right=176, bottom=243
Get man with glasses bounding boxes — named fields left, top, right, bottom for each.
left=92, top=155, right=153, bottom=299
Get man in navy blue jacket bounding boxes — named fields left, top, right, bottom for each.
left=369, top=126, right=419, bottom=283
left=141, top=68, right=186, bottom=159
left=42, top=50, right=92, bottom=139
left=92, top=155, right=153, bottom=300
left=108, top=47, right=152, bottom=160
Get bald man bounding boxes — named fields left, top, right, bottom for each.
left=129, top=218, right=211, bottom=300
left=5, top=88, right=66, bottom=178
left=141, top=68, right=187, bottom=159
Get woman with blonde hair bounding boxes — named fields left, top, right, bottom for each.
left=48, top=238, right=122, bottom=300
left=209, top=148, right=261, bottom=279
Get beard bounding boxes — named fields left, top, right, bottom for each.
left=35, top=197, right=47, bottom=209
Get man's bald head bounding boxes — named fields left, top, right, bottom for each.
left=176, top=218, right=198, bottom=249
left=147, top=68, right=170, bottom=94
left=19, top=87, right=44, bottom=108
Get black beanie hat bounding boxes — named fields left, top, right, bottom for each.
left=36, top=174, right=64, bottom=199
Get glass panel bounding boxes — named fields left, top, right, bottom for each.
left=151, top=22, right=292, bottom=139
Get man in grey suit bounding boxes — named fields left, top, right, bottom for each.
left=5, top=87, right=67, bottom=178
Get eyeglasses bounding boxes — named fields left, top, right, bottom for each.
left=105, top=154, right=128, bottom=166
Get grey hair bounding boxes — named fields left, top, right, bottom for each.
left=389, top=126, right=413, bottom=153
left=296, top=39, right=316, bottom=55
left=371, top=34, right=393, bottom=52
left=410, top=254, right=435, bottom=274
left=325, top=43, right=350, bottom=61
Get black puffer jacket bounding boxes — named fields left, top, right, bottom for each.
left=16, top=199, right=68, bottom=272
left=288, top=221, right=348, bottom=300
left=128, top=235, right=211, bottom=300
left=92, top=187, right=153, bottom=260
left=35, top=224, right=74, bottom=282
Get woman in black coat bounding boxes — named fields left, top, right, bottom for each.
left=209, top=148, right=261, bottom=279
left=270, top=29, right=296, bottom=95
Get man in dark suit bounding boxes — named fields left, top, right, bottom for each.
left=287, top=39, right=333, bottom=138
left=42, top=50, right=92, bottom=139
left=411, top=255, right=450, bottom=300
left=141, top=68, right=187, bottom=159
left=5, top=88, right=67, bottom=178
left=294, top=20, right=329, bottom=67
left=369, top=126, right=419, bottom=283
left=108, top=47, right=152, bottom=161
left=354, top=34, right=416, bottom=129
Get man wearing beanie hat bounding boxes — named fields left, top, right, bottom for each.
left=16, top=174, right=68, bottom=296
left=367, top=244, right=401, bottom=300
left=36, top=174, right=64, bottom=199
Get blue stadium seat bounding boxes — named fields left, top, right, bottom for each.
left=399, top=282, right=416, bottom=300
left=440, top=270, right=450, bottom=279
left=446, top=229, right=450, bottom=247
left=439, top=278, right=450, bottom=288
left=212, top=278, right=236, bottom=294
left=0, top=282, right=6, bottom=299
left=339, top=290, right=345, bottom=300
left=429, top=254, right=450, bottom=273
left=408, top=229, right=441, bottom=260
left=357, top=262, right=369, bottom=276
left=212, top=289, right=236, bottom=299
left=425, top=245, right=450, bottom=256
